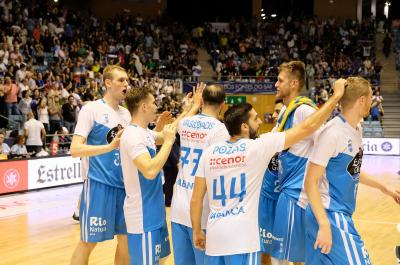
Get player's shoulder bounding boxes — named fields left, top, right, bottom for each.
left=317, top=116, right=341, bottom=138
left=296, top=103, right=316, bottom=114
left=79, top=99, right=102, bottom=113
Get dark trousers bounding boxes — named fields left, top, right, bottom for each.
left=163, top=166, right=178, bottom=207
left=27, top=145, right=42, bottom=154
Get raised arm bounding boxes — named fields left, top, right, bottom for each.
left=133, top=124, right=176, bottom=180
left=283, top=79, right=346, bottom=149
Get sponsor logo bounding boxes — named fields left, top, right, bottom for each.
left=89, top=217, right=107, bottom=233
left=181, top=130, right=207, bottom=140
left=381, top=141, right=392, bottom=152
left=268, top=153, right=279, bottom=172
left=212, top=142, right=246, bottom=155
left=37, top=162, right=81, bottom=184
left=106, top=124, right=124, bottom=144
left=209, top=155, right=245, bottom=166
left=209, top=206, right=245, bottom=220
left=347, top=148, right=363, bottom=181
left=3, top=169, right=20, bottom=189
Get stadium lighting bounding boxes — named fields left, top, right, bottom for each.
left=261, top=9, right=264, bottom=12
left=54, top=0, right=58, bottom=2
left=261, top=13, right=266, bottom=17
left=271, top=14, right=277, bottom=18
left=262, top=17, right=266, bottom=20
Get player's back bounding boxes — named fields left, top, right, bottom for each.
left=199, top=132, right=285, bottom=256
left=170, top=114, right=230, bottom=228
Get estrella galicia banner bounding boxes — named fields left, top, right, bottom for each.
left=183, top=82, right=276, bottom=94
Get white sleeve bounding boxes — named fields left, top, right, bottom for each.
left=256, top=132, right=286, bottom=164
left=73, top=104, right=94, bottom=138
left=209, top=123, right=230, bottom=145
left=309, top=127, right=337, bottom=167
left=293, top=104, right=318, bottom=140
left=125, top=131, right=149, bottom=161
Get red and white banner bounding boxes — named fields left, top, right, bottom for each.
left=0, top=160, right=28, bottom=194
left=0, top=156, right=82, bottom=195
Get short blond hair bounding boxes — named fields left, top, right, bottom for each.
left=340, top=77, right=371, bottom=108
left=279, top=61, right=305, bottom=89
left=102, top=65, right=127, bottom=82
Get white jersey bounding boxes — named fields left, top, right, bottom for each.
left=170, top=114, right=230, bottom=229
left=24, top=119, right=44, bottom=146
left=74, top=99, right=131, bottom=187
left=197, top=132, right=285, bottom=256
left=120, top=125, right=166, bottom=234
left=309, top=115, right=363, bottom=215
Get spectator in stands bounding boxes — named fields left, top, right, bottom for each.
left=48, top=95, right=63, bottom=134
left=0, top=83, right=7, bottom=128
left=0, top=131, right=10, bottom=158
left=4, top=76, right=20, bottom=116
left=370, top=90, right=384, bottom=123
left=24, top=112, right=46, bottom=155
left=62, top=95, right=77, bottom=133
left=383, top=33, right=392, bottom=58
left=37, top=97, right=50, bottom=132
left=192, top=60, right=202, bottom=81
left=18, top=90, right=32, bottom=124
left=10, top=135, right=29, bottom=158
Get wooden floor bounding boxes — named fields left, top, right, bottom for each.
left=0, top=155, right=399, bottom=265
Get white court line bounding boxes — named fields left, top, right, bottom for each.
left=353, top=218, right=400, bottom=225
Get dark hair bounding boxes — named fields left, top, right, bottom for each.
left=125, top=86, right=153, bottom=114
left=202, top=84, right=225, bottom=107
left=275, top=99, right=283, bottom=104
left=223, top=103, right=253, bottom=136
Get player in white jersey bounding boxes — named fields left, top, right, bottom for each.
left=70, top=65, right=131, bottom=265
left=120, top=85, right=203, bottom=265
left=190, top=79, right=345, bottom=265
left=170, top=84, right=230, bottom=265
left=270, top=61, right=319, bottom=264
left=304, top=77, right=400, bottom=265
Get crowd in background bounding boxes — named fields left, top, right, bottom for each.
left=0, top=0, right=392, bottom=160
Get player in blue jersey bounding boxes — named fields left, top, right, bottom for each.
left=259, top=100, right=289, bottom=265
left=120, top=84, right=203, bottom=265
left=70, top=65, right=131, bottom=265
left=304, top=76, right=400, bottom=265
left=190, top=79, right=346, bottom=265
left=270, top=61, right=320, bottom=264
left=170, top=84, right=230, bottom=265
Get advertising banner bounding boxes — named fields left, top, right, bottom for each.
left=28, top=156, right=83, bottom=190
left=183, top=81, right=276, bottom=94
left=0, top=160, right=28, bottom=194
left=362, top=138, right=400, bottom=155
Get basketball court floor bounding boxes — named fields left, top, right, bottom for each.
left=0, top=155, right=399, bottom=265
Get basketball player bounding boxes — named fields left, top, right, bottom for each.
left=70, top=65, right=131, bottom=265
left=190, top=78, right=345, bottom=265
left=259, top=99, right=288, bottom=265
left=304, top=77, right=400, bottom=264
left=119, top=85, right=204, bottom=265
left=270, top=61, right=319, bottom=264
left=170, top=84, right=230, bottom=265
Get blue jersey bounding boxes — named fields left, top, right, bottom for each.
left=260, top=153, right=280, bottom=200
left=276, top=104, right=317, bottom=207
left=120, top=124, right=165, bottom=233
left=309, top=115, right=363, bottom=215
left=74, top=99, right=131, bottom=188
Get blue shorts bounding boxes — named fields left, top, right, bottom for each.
left=80, top=178, right=127, bottom=242
left=205, top=252, right=260, bottom=265
left=128, top=223, right=171, bottom=265
left=270, top=192, right=306, bottom=262
left=258, top=195, right=277, bottom=254
left=305, top=206, right=372, bottom=265
left=171, top=222, right=205, bottom=265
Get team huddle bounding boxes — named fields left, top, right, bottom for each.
left=69, top=62, right=400, bottom=265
